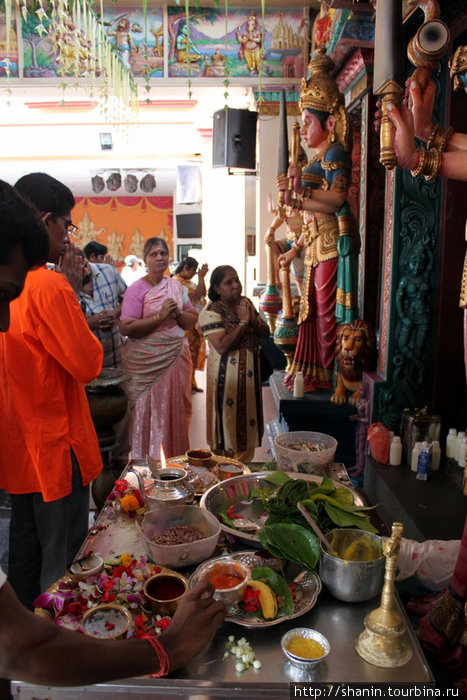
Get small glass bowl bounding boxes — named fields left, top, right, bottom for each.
left=281, top=628, right=330, bottom=670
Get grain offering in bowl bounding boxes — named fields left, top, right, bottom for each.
left=152, top=525, right=204, bottom=545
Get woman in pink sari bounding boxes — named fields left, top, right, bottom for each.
left=120, top=237, right=198, bottom=459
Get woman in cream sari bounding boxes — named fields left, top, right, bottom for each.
left=120, top=237, right=198, bottom=459
left=199, top=265, right=269, bottom=462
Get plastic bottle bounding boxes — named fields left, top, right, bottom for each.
left=456, top=431, right=466, bottom=467
left=411, top=441, right=422, bottom=472
left=389, top=436, right=402, bottom=466
left=293, top=371, right=304, bottom=399
left=446, top=428, right=457, bottom=459
left=431, top=440, right=441, bottom=471
left=416, top=441, right=430, bottom=481
left=460, top=433, right=467, bottom=470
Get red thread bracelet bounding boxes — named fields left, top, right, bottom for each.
left=142, top=634, right=170, bottom=677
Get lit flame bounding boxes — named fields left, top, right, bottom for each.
left=160, top=446, right=166, bottom=470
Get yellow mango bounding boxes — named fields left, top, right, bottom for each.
left=246, top=580, right=278, bottom=620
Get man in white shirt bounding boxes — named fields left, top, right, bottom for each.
left=121, top=254, right=146, bottom=286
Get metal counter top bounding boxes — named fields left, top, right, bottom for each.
left=12, top=466, right=434, bottom=698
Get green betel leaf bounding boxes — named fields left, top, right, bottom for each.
left=251, top=567, right=294, bottom=615
left=263, top=470, right=292, bottom=486
left=263, top=523, right=320, bottom=572
left=323, top=503, right=377, bottom=533
left=333, top=487, right=354, bottom=504
left=259, top=525, right=285, bottom=558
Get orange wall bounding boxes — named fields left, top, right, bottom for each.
left=74, top=196, right=173, bottom=266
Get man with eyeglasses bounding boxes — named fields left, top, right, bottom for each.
left=0, top=178, right=226, bottom=694
left=0, top=172, right=103, bottom=610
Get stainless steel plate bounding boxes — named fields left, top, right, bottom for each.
left=199, top=471, right=364, bottom=547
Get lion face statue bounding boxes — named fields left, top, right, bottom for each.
left=331, top=319, right=376, bottom=406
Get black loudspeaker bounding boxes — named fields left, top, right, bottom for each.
left=212, top=108, right=258, bottom=170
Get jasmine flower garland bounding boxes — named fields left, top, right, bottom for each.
left=223, top=636, right=262, bottom=672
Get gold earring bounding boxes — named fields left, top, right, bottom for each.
left=327, top=132, right=336, bottom=144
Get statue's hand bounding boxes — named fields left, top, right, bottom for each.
left=405, top=67, right=435, bottom=142
left=386, top=103, right=419, bottom=171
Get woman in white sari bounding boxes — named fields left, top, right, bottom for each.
left=120, top=237, right=198, bottom=459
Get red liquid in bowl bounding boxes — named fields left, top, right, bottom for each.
left=206, top=563, right=245, bottom=590
left=146, top=575, right=186, bottom=601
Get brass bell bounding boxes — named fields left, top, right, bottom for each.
left=355, top=522, right=413, bottom=668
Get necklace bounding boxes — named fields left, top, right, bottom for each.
left=145, top=274, right=164, bottom=287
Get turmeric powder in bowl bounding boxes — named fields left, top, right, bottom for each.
left=281, top=627, right=330, bottom=669
left=286, top=636, right=325, bottom=659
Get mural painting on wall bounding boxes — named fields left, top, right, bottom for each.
left=73, top=197, right=173, bottom=265
left=102, top=6, right=163, bottom=78
left=22, top=6, right=87, bottom=77
left=21, top=5, right=163, bottom=78
left=11, top=5, right=307, bottom=79
left=168, top=6, right=308, bottom=79
left=0, top=11, right=19, bottom=77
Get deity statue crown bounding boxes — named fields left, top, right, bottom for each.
left=299, top=47, right=351, bottom=151
left=299, top=48, right=343, bottom=115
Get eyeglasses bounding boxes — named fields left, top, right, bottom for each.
left=55, top=215, right=78, bottom=237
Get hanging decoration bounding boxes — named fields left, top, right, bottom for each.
left=223, top=0, right=229, bottom=102
left=4, top=0, right=138, bottom=118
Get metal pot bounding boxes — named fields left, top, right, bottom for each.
left=146, top=467, right=194, bottom=507
left=319, top=528, right=385, bottom=603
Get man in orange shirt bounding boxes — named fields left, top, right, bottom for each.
left=0, top=177, right=226, bottom=691
left=0, top=173, right=103, bottom=609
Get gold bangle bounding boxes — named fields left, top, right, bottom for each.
left=410, top=146, right=441, bottom=180
left=426, top=124, right=454, bottom=152
left=292, top=241, right=303, bottom=253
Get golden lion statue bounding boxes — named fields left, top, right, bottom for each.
left=330, top=319, right=376, bottom=406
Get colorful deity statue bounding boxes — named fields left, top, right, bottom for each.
left=277, top=48, right=359, bottom=392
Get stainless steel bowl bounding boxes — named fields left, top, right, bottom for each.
left=319, top=528, right=385, bottom=602
left=199, top=471, right=364, bottom=547
left=281, top=627, right=330, bottom=669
